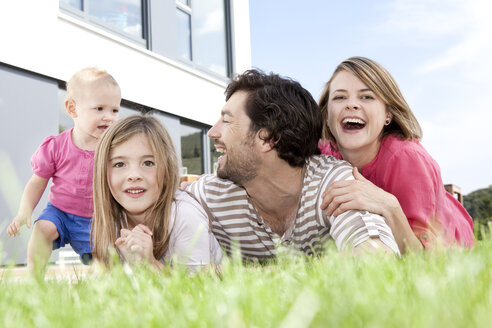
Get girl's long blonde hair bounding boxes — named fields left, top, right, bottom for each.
left=91, top=114, right=180, bottom=265
left=318, top=56, right=422, bottom=144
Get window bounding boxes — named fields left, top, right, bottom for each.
left=60, top=0, right=147, bottom=45
left=176, top=0, right=190, bottom=7
left=176, top=0, right=230, bottom=76
left=179, top=121, right=217, bottom=175
left=176, top=7, right=192, bottom=61
left=60, top=0, right=232, bottom=77
left=209, top=136, right=219, bottom=174
left=180, top=124, right=204, bottom=175
left=60, top=0, right=82, bottom=10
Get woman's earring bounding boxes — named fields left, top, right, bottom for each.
left=385, top=118, right=391, bottom=125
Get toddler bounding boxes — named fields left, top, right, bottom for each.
left=7, top=67, right=121, bottom=273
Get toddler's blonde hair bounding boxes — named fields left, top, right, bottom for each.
left=66, top=67, right=120, bottom=102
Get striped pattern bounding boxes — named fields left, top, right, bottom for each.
left=187, top=155, right=399, bottom=261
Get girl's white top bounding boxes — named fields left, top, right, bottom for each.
left=163, top=190, right=223, bottom=268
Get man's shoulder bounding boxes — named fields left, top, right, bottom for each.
left=187, top=174, right=247, bottom=201
left=306, top=155, right=353, bottom=179
left=201, top=174, right=243, bottom=191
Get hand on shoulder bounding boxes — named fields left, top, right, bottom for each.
left=321, top=167, right=396, bottom=218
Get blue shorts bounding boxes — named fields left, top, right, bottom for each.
left=35, top=202, right=92, bottom=264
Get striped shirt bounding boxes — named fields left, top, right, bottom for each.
left=187, top=155, right=399, bottom=261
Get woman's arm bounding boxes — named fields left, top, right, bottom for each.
left=321, top=167, right=423, bottom=254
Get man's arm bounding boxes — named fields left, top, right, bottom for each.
left=321, top=167, right=423, bottom=254
left=327, top=209, right=401, bottom=256
left=317, top=161, right=400, bottom=256
left=353, top=238, right=394, bottom=255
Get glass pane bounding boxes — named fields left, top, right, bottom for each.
left=177, top=9, right=192, bottom=61
left=209, top=137, right=219, bottom=174
left=88, top=0, right=143, bottom=39
left=193, top=0, right=227, bottom=76
left=60, top=0, right=83, bottom=10
left=58, top=88, right=73, bottom=133
left=176, top=0, right=190, bottom=6
left=180, top=125, right=203, bottom=175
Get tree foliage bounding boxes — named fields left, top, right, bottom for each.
left=464, top=185, right=492, bottom=220
left=464, top=185, right=492, bottom=240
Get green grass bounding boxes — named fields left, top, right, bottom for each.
left=1, top=239, right=492, bottom=328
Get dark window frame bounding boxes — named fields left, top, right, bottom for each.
left=179, top=117, right=217, bottom=174
left=175, top=0, right=233, bottom=78
left=59, top=0, right=233, bottom=79
left=59, top=0, right=149, bottom=48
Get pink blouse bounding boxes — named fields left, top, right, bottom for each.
left=319, top=135, right=474, bottom=248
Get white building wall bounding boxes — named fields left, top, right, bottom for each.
left=0, top=0, right=251, bottom=125
left=230, top=0, right=252, bottom=75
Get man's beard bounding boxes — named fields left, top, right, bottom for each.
left=216, top=142, right=260, bottom=186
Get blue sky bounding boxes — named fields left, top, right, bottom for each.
left=249, top=0, right=492, bottom=195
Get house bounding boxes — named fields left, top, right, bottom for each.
left=0, top=0, right=251, bottom=264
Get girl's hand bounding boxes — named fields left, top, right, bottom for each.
left=115, top=228, right=132, bottom=261
left=321, top=167, right=395, bottom=218
left=115, top=225, right=154, bottom=264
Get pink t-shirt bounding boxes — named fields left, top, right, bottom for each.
left=319, top=135, right=474, bottom=248
left=31, top=128, right=94, bottom=217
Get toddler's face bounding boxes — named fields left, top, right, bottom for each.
left=107, top=133, right=160, bottom=226
left=72, top=80, right=121, bottom=140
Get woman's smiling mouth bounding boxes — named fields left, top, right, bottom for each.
left=341, top=117, right=366, bottom=130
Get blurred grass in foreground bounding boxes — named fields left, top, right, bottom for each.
left=1, top=238, right=491, bottom=328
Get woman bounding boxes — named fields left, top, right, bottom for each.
left=319, top=56, right=474, bottom=253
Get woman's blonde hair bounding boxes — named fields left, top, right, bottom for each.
left=318, top=56, right=422, bottom=143
left=91, top=114, right=180, bottom=265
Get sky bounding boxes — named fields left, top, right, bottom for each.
left=248, top=0, right=492, bottom=195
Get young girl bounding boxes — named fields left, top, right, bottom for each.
left=7, top=67, right=121, bottom=272
left=91, top=114, right=222, bottom=269
left=318, top=57, right=474, bottom=253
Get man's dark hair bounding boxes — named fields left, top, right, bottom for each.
left=225, top=69, right=322, bottom=167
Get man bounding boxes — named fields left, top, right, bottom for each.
left=187, top=69, right=399, bottom=261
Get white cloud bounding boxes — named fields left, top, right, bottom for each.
left=381, top=0, right=492, bottom=73
left=195, top=9, right=224, bottom=36
left=420, top=101, right=492, bottom=194
left=381, top=0, right=467, bottom=38
left=379, top=0, right=492, bottom=193
left=422, top=2, right=492, bottom=73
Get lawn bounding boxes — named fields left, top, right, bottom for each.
left=1, top=238, right=491, bottom=328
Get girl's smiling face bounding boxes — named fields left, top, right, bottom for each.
left=327, top=70, right=391, bottom=164
left=107, top=133, right=159, bottom=226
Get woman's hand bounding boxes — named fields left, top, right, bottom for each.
left=321, top=167, right=394, bottom=218
left=115, top=224, right=155, bottom=264
left=321, top=167, right=423, bottom=253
